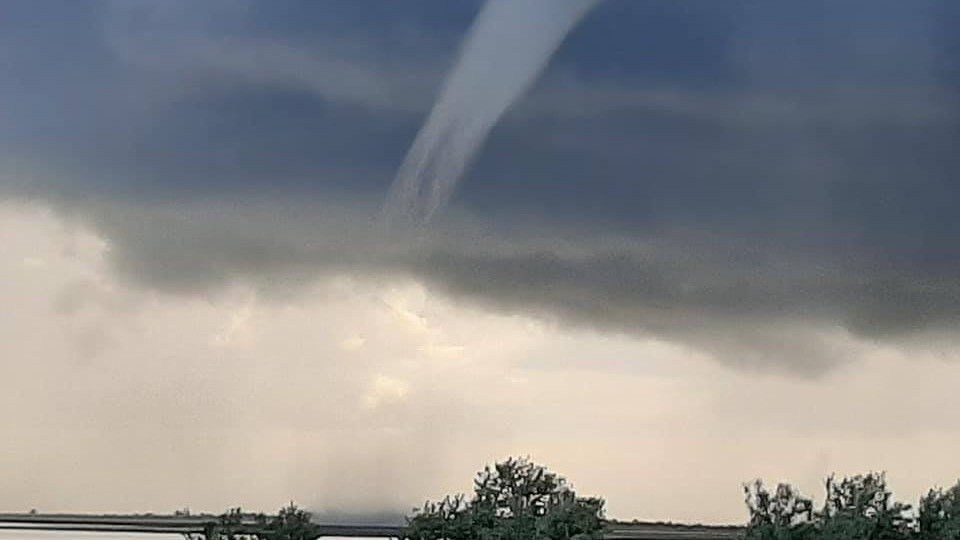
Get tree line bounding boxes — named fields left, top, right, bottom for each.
left=744, top=472, right=960, bottom=540
left=205, top=457, right=604, bottom=540
left=203, top=503, right=316, bottom=540
left=405, top=457, right=605, bottom=540
left=203, top=459, right=960, bottom=540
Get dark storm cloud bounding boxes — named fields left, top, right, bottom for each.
left=2, top=0, right=959, bottom=374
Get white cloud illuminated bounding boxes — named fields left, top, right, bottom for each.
left=3, top=201, right=960, bottom=523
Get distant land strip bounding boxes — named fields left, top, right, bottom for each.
left=0, top=513, right=744, bottom=540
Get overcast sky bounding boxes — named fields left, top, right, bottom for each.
left=2, top=0, right=960, bottom=525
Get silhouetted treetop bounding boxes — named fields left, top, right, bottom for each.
left=408, top=457, right=605, bottom=540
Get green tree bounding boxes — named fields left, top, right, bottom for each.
left=206, top=504, right=315, bottom=540
left=407, top=457, right=605, bottom=540
left=919, top=480, right=960, bottom=540
left=265, top=503, right=317, bottom=540
left=744, top=480, right=816, bottom=540
left=407, top=495, right=473, bottom=540
left=205, top=507, right=247, bottom=540
left=818, top=473, right=914, bottom=540
left=744, top=473, right=915, bottom=540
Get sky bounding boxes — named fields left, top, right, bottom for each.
left=2, top=0, right=960, bottom=525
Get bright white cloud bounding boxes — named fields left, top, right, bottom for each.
left=339, top=336, right=367, bottom=353
left=3, top=201, right=960, bottom=523
left=363, top=374, right=411, bottom=410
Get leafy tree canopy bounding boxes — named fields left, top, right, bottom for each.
left=206, top=503, right=314, bottom=540
left=745, top=473, right=960, bottom=540
left=407, top=457, right=605, bottom=540
left=919, top=483, right=960, bottom=540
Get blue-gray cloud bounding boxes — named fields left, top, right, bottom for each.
left=2, top=0, right=959, bottom=375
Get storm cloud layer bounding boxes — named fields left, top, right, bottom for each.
left=2, top=0, right=960, bottom=376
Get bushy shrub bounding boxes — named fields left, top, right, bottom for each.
left=745, top=473, right=915, bottom=540
left=919, top=481, right=960, bottom=540
left=407, top=457, right=605, bottom=540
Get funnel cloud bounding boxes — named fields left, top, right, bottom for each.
left=383, top=0, right=600, bottom=225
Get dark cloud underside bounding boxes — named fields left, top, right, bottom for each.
left=2, top=0, right=959, bottom=374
